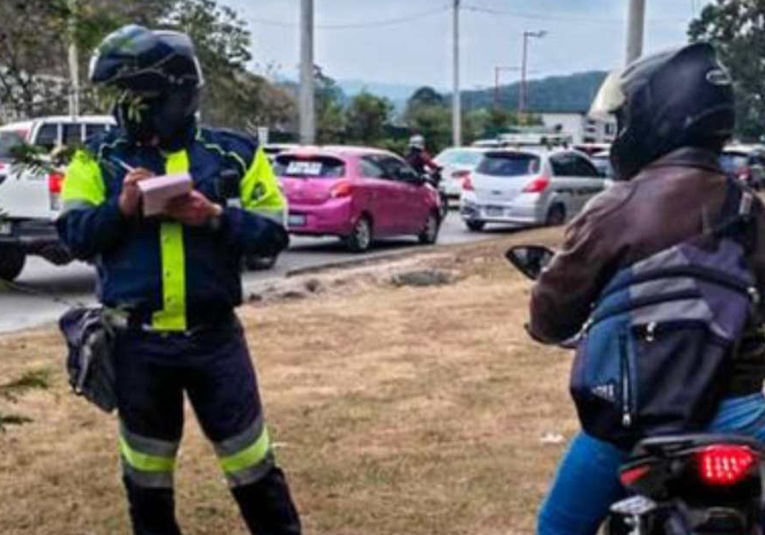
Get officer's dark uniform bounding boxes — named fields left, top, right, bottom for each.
left=56, top=25, right=301, bottom=535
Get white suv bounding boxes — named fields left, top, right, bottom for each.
left=0, top=115, right=116, bottom=281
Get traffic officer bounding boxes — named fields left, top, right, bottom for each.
left=56, top=25, right=301, bottom=535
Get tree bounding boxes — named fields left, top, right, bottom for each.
left=344, top=92, right=393, bottom=145
left=689, top=1, right=765, bottom=140
left=314, top=66, right=345, bottom=144
left=407, top=86, right=445, bottom=112
left=404, top=87, right=450, bottom=152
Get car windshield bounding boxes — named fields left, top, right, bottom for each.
left=0, top=130, right=23, bottom=160
left=720, top=152, right=749, bottom=174
left=435, top=150, right=482, bottom=167
left=273, top=155, right=346, bottom=178
left=476, top=153, right=540, bottom=177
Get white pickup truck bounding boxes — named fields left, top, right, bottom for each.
left=0, top=115, right=115, bottom=281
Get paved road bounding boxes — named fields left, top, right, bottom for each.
left=0, top=212, right=520, bottom=333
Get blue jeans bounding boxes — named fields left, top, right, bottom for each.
left=537, top=393, right=765, bottom=535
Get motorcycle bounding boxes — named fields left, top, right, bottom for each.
left=423, top=168, right=449, bottom=222
left=506, top=244, right=765, bottom=535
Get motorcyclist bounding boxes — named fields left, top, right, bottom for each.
left=405, top=134, right=442, bottom=177
left=528, top=43, right=765, bottom=535
left=57, top=25, right=300, bottom=535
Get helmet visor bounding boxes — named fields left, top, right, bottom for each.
left=589, top=69, right=626, bottom=121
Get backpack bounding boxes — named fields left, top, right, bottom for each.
left=571, top=178, right=759, bottom=449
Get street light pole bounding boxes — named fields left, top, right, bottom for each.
left=300, top=0, right=315, bottom=145
left=625, top=0, right=646, bottom=64
left=68, top=0, right=80, bottom=118
left=494, top=66, right=521, bottom=110
left=519, top=30, right=546, bottom=118
left=452, top=0, right=462, bottom=147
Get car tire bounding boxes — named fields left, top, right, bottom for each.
left=418, top=212, right=440, bottom=245
left=344, top=216, right=373, bottom=253
left=0, top=246, right=26, bottom=282
left=465, top=220, right=486, bottom=232
left=545, top=205, right=566, bottom=226
left=244, top=254, right=278, bottom=271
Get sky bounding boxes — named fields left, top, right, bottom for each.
left=224, top=0, right=713, bottom=90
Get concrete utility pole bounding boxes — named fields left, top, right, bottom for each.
left=519, top=30, right=546, bottom=117
left=299, top=0, right=315, bottom=145
left=452, top=0, right=462, bottom=147
left=625, top=0, right=646, bottom=64
left=68, top=0, right=80, bottom=118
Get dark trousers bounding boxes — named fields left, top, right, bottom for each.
left=114, top=320, right=301, bottom=535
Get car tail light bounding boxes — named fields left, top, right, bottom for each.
left=330, top=181, right=352, bottom=198
left=49, top=171, right=64, bottom=211
left=620, top=464, right=651, bottom=487
left=737, top=167, right=752, bottom=182
left=523, top=176, right=550, bottom=193
left=48, top=171, right=64, bottom=194
left=697, top=445, right=758, bottom=486
left=462, top=174, right=474, bottom=191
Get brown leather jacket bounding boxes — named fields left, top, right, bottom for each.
left=529, top=147, right=765, bottom=395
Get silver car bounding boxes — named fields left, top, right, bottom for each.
left=459, top=148, right=607, bottom=231
left=433, top=147, right=488, bottom=198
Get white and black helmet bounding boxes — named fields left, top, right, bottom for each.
left=590, top=42, right=735, bottom=180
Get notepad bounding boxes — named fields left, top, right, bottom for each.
left=137, top=174, right=193, bottom=217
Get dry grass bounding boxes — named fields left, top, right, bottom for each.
left=0, top=228, right=578, bottom=535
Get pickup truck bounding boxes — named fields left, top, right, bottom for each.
left=0, top=115, right=282, bottom=281
left=0, top=115, right=115, bottom=281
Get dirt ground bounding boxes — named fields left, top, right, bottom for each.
left=0, top=227, right=578, bottom=535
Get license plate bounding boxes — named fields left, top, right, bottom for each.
left=0, top=221, right=11, bottom=235
left=288, top=214, right=306, bottom=227
left=485, top=206, right=504, bottom=217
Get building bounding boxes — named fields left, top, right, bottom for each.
left=538, top=111, right=616, bottom=145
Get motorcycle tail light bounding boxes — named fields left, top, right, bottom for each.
left=620, top=464, right=651, bottom=487
left=697, top=445, right=758, bottom=486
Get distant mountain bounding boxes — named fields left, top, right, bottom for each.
left=457, top=71, right=609, bottom=114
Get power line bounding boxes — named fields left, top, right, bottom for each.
left=461, top=4, right=687, bottom=25
left=247, top=4, right=451, bottom=31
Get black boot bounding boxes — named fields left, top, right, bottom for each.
left=123, top=477, right=183, bottom=535
left=231, top=467, right=302, bottom=535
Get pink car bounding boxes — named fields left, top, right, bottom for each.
left=274, top=146, right=442, bottom=252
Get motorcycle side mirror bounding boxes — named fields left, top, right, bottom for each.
left=505, top=245, right=555, bottom=280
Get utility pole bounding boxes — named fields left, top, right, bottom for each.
left=519, top=30, right=546, bottom=119
left=68, top=0, right=80, bottom=118
left=494, top=66, right=521, bottom=110
left=452, top=0, right=462, bottom=147
left=625, top=0, right=646, bottom=64
left=299, top=0, right=315, bottom=145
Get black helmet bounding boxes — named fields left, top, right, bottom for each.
left=89, top=25, right=204, bottom=147
left=590, top=42, right=735, bottom=180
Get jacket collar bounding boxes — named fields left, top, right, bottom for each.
left=643, top=147, right=723, bottom=175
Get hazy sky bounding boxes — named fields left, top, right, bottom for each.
left=224, top=0, right=712, bottom=88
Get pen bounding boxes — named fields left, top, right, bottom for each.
left=110, top=156, right=136, bottom=173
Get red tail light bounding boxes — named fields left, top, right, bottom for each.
left=48, top=171, right=64, bottom=194
left=462, top=174, right=474, bottom=191
left=620, top=464, right=651, bottom=487
left=522, top=176, right=550, bottom=193
left=697, top=445, right=758, bottom=486
left=330, top=181, right=352, bottom=198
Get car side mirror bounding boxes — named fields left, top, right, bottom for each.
left=505, top=245, right=555, bottom=280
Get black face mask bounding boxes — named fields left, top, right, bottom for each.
left=114, top=89, right=198, bottom=149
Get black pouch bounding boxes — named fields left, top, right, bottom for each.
left=59, top=307, right=121, bottom=413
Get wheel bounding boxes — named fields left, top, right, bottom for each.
left=465, top=220, right=485, bottom=232
left=545, top=205, right=566, bottom=226
left=418, top=212, right=440, bottom=245
left=244, top=254, right=278, bottom=271
left=439, top=192, right=449, bottom=221
left=344, top=216, right=372, bottom=253
left=0, top=246, right=25, bottom=282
